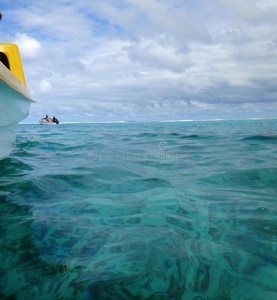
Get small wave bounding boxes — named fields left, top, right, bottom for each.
left=200, top=168, right=277, bottom=188
left=15, top=140, right=42, bottom=149
left=240, top=135, right=277, bottom=141
left=28, top=174, right=173, bottom=201
left=168, top=132, right=181, bottom=137
left=137, top=132, right=159, bottom=138
left=0, top=157, right=33, bottom=179
left=181, top=134, right=201, bottom=139
left=72, top=166, right=141, bottom=180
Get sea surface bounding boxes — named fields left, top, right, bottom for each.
left=0, top=120, right=277, bottom=300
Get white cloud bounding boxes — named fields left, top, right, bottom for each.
left=217, top=0, right=277, bottom=23
left=40, top=80, right=52, bottom=94
left=191, top=101, right=214, bottom=110
left=13, top=33, right=43, bottom=59
left=5, top=0, right=277, bottom=122
left=127, top=38, right=191, bottom=72
left=59, top=106, right=74, bottom=112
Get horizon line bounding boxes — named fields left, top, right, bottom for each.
left=19, top=117, right=277, bottom=125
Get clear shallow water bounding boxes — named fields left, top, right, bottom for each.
left=0, top=120, right=277, bottom=299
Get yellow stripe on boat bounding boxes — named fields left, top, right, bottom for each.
left=0, top=43, right=26, bottom=86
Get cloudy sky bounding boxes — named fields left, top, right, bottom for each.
left=1, top=0, right=277, bottom=122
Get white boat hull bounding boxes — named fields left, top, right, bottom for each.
left=0, top=122, right=19, bottom=159
left=0, top=63, right=34, bottom=159
left=39, top=122, right=57, bottom=125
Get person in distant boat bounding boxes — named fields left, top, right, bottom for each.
left=43, top=115, right=50, bottom=122
left=0, top=12, right=2, bottom=21
left=52, top=116, right=59, bottom=124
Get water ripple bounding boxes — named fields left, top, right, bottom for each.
left=1, top=120, right=277, bottom=299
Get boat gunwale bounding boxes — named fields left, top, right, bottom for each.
left=0, top=61, right=36, bottom=103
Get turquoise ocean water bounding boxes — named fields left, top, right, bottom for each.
left=0, top=120, right=277, bottom=299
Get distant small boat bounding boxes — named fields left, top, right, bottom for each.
left=0, top=43, right=35, bottom=159
left=39, top=116, right=59, bottom=125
